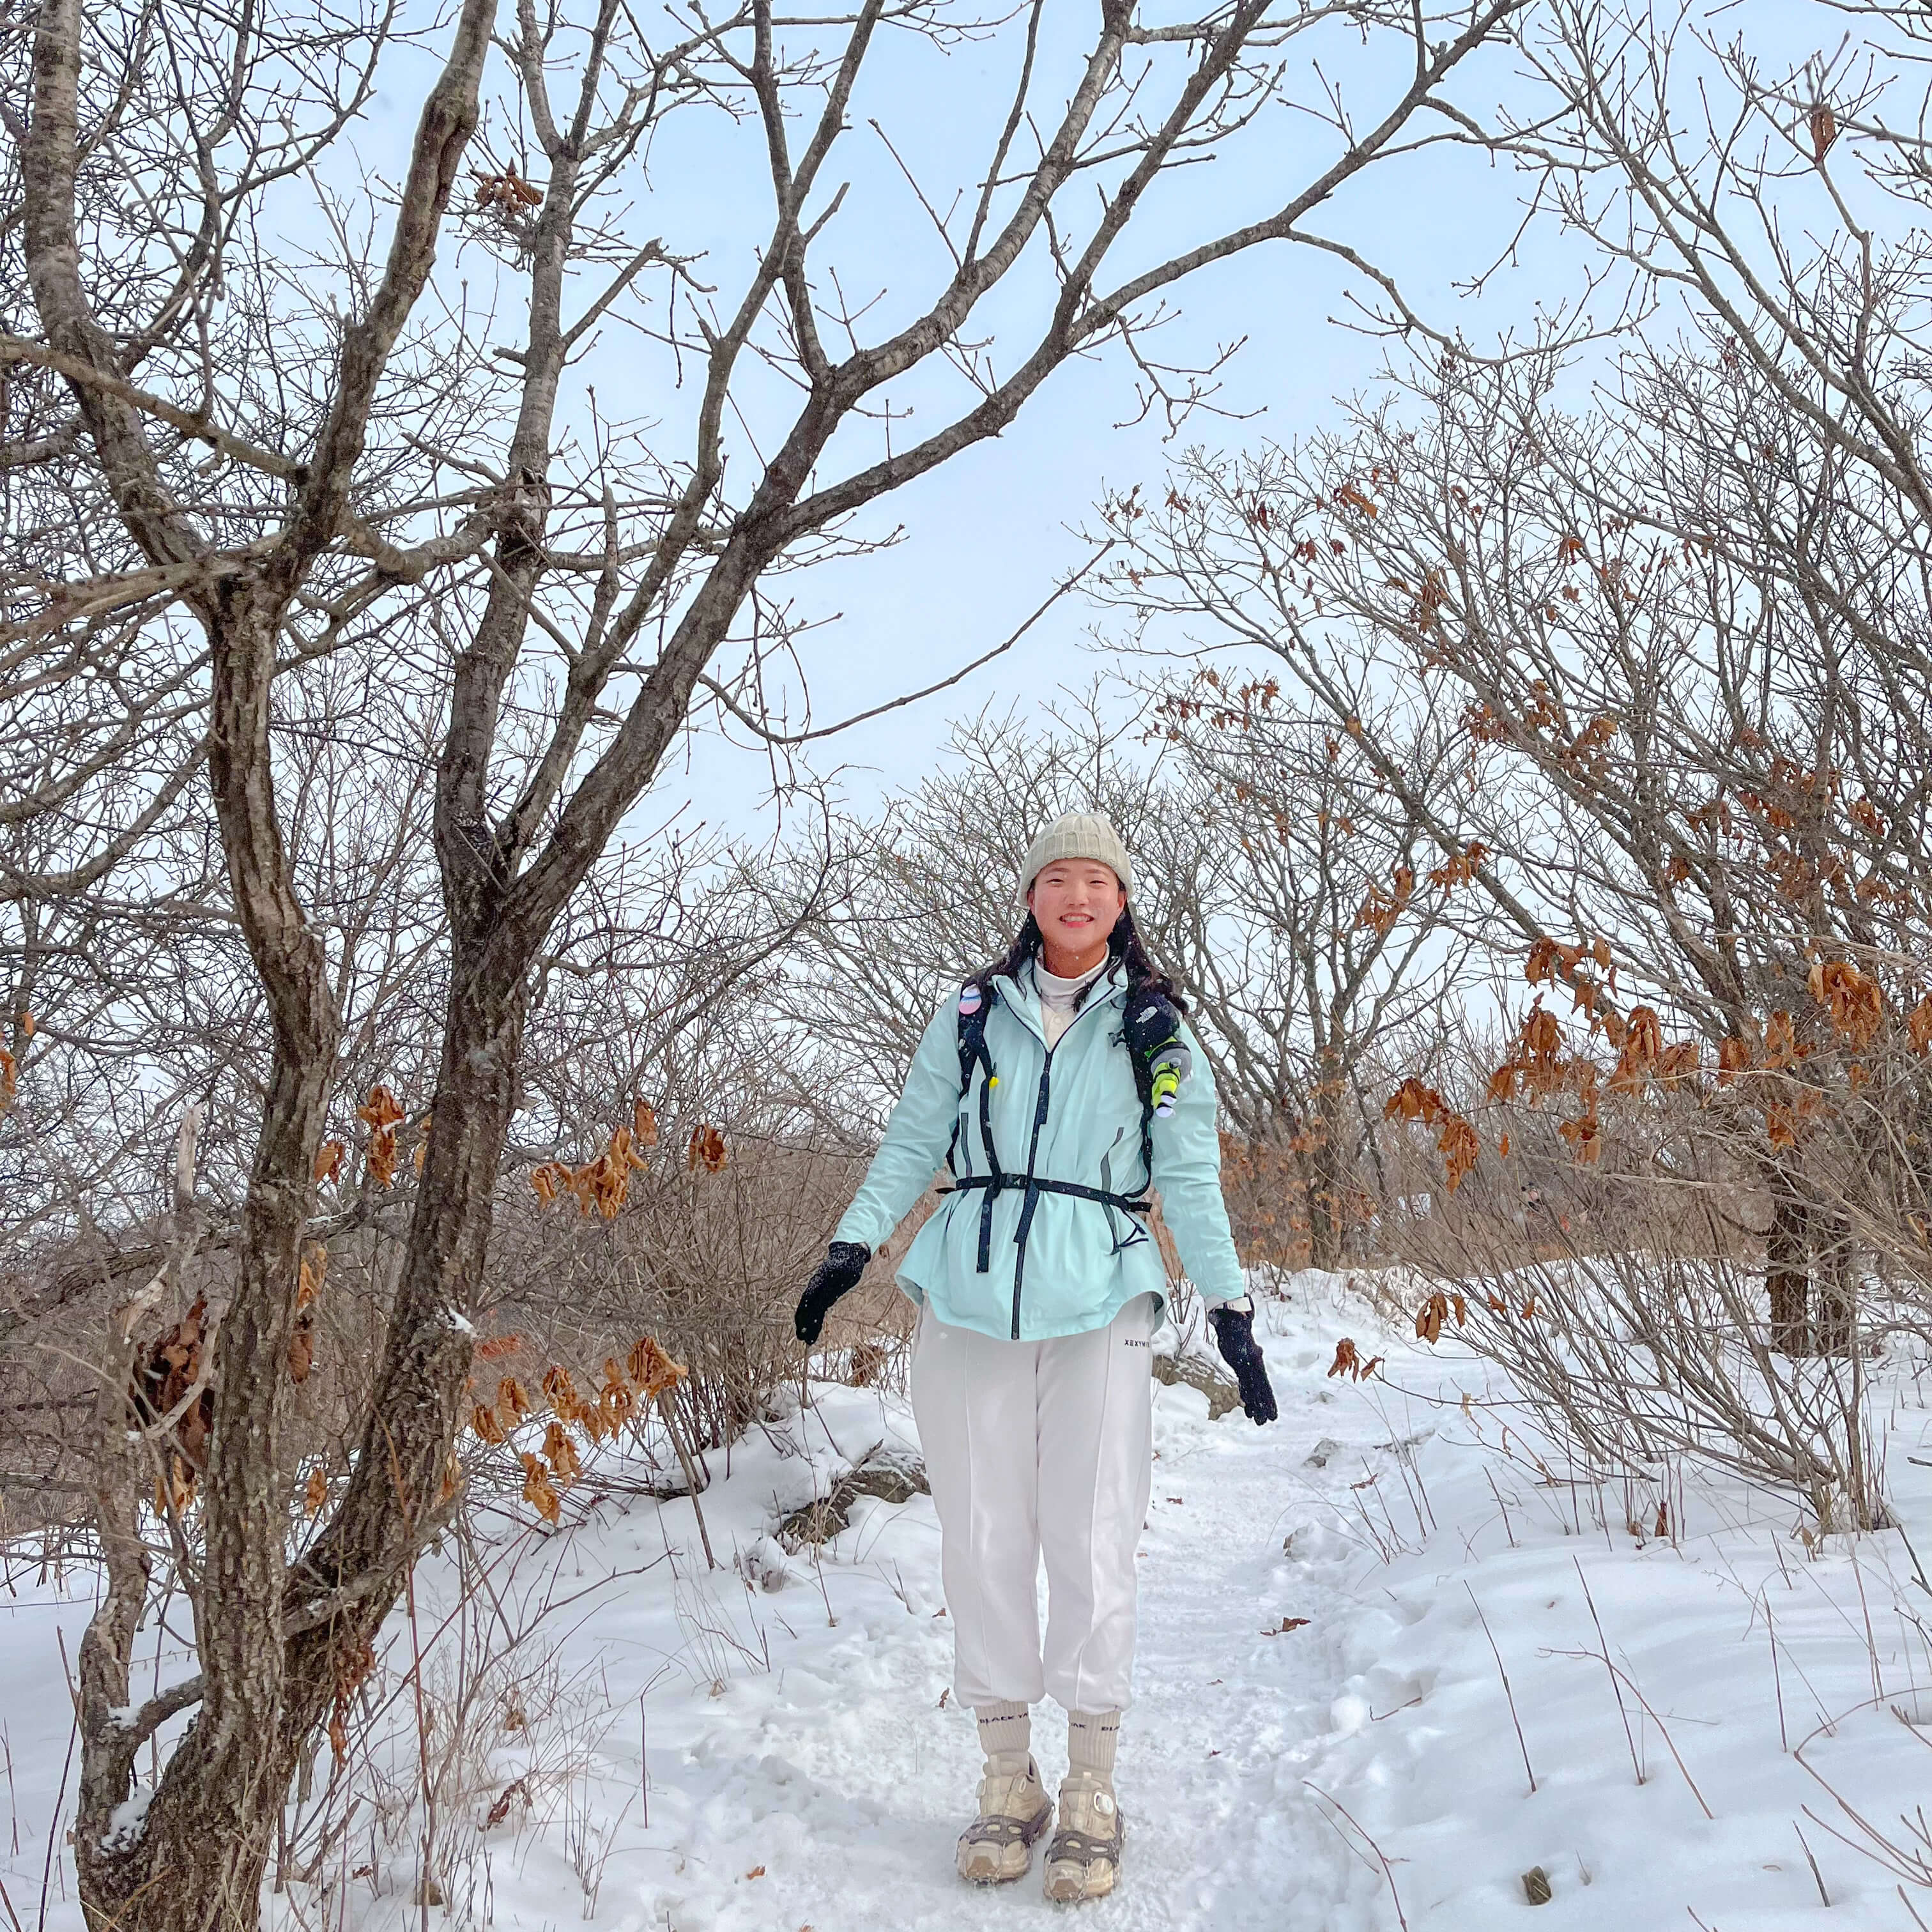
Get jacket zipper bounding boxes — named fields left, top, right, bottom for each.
left=1008, top=987, right=1116, bottom=1341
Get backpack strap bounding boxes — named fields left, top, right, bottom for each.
left=953, top=982, right=1006, bottom=1271
left=1120, top=988, right=1192, bottom=1192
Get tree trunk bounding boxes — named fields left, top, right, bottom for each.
left=278, top=946, right=534, bottom=1751
left=1812, top=1210, right=1856, bottom=1358
left=1303, top=1076, right=1351, bottom=1273
left=1291, top=1059, right=1352, bottom=1267
left=75, top=1067, right=337, bottom=1925
left=1767, top=1188, right=1812, bottom=1356
left=73, top=944, right=526, bottom=1931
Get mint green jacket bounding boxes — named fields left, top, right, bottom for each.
left=832, top=963, right=1246, bottom=1340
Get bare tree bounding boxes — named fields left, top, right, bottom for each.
left=1, top=0, right=1529, bottom=1920
left=1092, top=0, right=1932, bottom=1527
left=1124, top=657, right=1480, bottom=1269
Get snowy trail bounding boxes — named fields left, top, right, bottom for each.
left=631, top=1296, right=1392, bottom=1932
left=1085, top=1351, right=1388, bottom=1932
left=16, top=1275, right=1932, bottom=1930
left=0, top=1291, right=1396, bottom=1932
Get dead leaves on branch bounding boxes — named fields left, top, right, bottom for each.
left=1383, top=1078, right=1478, bottom=1192
left=1397, top=934, right=1922, bottom=1202
left=466, top=1332, right=691, bottom=1524
left=0, top=1010, right=27, bottom=1108
left=1489, top=1004, right=1567, bottom=1105
left=1809, top=956, right=1883, bottom=1048
left=1429, top=842, right=1486, bottom=890
left=132, top=1295, right=215, bottom=1513
left=1354, top=842, right=1487, bottom=939
left=1327, top=1337, right=1384, bottom=1381
left=1525, top=933, right=1616, bottom=1025
left=1154, top=668, right=1283, bottom=740
left=1410, top=1286, right=1534, bottom=1350
left=326, top=1631, right=378, bottom=1761
left=1388, top=939, right=1666, bottom=1195
left=471, top=165, right=544, bottom=213
left=315, top=1085, right=429, bottom=1192
left=520, top=1454, right=562, bottom=1526
left=531, top=1103, right=672, bottom=1216
left=129, top=1238, right=335, bottom=1514
left=1911, top=995, right=1932, bottom=1056
left=357, top=1085, right=406, bottom=1188
left=288, top=1245, right=326, bottom=1384
left=1809, top=100, right=1839, bottom=164
left=1355, top=865, right=1414, bottom=939
left=528, top=1107, right=728, bottom=1215
left=629, top=1334, right=687, bottom=1400
left=539, top=1420, right=580, bottom=1487
left=1414, top=1289, right=1467, bottom=1346
left=542, top=1364, right=584, bottom=1423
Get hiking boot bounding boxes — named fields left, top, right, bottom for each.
left=956, top=1754, right=1054, bottom=1885
left=1042, top=1770, right=1124, bottom=1903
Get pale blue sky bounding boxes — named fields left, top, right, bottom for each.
left=353, top=1, right=1852, bottom=838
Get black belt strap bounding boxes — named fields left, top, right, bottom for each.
left=948, top=1172, right=1151, bottom=1272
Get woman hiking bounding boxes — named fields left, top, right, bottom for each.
left=793, top=811, right=1278, bottom=1904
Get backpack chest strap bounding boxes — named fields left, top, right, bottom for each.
left=950, top=1172, right=1152, bottom=1272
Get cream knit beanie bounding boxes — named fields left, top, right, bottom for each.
left=1016, top=811, right=1133, bottom=909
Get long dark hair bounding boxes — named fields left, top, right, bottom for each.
left=969, top=907, right=1188, bottom=1017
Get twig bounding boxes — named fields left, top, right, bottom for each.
left=1303, top=1781, right=1409, bottom=1932
left=1606, top=1660, right=1715, bottom=1820
left=1855, top=1538, right=1893, bottom=1708
left=36, top=1694, right=74, bottom=1932
left=656, top=1392, right=715, bottom=1570
left=1768, top=1597, right=1788, bottom=1752
left=1794, top=1820, right=1830, bottom=1906
left=1485, top=1466, right=1518, bottom=1549
left=402, top=1557, right=435, bottom=1932
left=696, top=540, right=1115, bottom=747
left=1467, top=1583, right=1536, bottom=1793
left=1575, top=1557, right=1643, bottom=1786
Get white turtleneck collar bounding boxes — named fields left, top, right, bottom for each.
left=1033, top=956, right=1108, bottom=1048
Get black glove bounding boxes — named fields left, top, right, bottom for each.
left=1207, top=1300, right=1278, bottom=1425
left=794, top=1241, right=871, bottom=1344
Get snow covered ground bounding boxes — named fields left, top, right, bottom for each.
left=7, top=1275, right=1932, bottom=1929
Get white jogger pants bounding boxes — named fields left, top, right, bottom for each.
left=910, top=1294, right=1158, bottom=1714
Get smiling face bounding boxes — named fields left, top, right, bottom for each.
left=1027, top=859, right=1127, bottom=977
